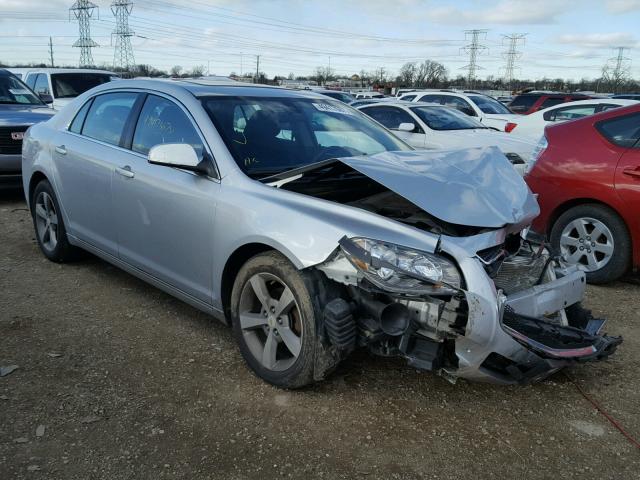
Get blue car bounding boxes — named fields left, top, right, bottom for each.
left=0, top=69, right=55, bottom=183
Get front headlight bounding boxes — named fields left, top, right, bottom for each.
left=339, top=237, right=461, bottom=295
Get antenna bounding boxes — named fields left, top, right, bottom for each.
left=461, top=29, right=488, bottom=88
left=502, top=33, right=526, bottom=89
left=111, top=0, right=135, bottom=72
left=70, top=0, right=99, bottom=68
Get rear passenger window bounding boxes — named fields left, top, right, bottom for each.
left=540, top=98, right=564, bottom=109
left=82, top=92, right=138, bottom=146
left=596, top=112, right=640, bottom=148
left=25, top=74, right=37, bottom=90
left=132, top=95, right=203, bottom=157
left=69, top=99, right=93, bottom=134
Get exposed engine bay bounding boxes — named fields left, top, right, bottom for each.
left=265, top=149, right=622, bottom=384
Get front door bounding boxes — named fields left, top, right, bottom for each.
left=112, top=94, right=218, bottom=303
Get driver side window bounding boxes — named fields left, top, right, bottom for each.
left=132, top=95, right=204, bottom=157
left=363, top=106, right=419, bottom=132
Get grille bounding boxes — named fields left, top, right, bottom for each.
left=0, top=126, right=29, bottom=155
left=493, top=253, right=548, bottom=295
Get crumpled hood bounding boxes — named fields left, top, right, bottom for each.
left=0, top=105, right=55, bottom=126
left=339, top=147, right=540, bottom=229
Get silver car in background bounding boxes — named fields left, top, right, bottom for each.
left=22, top=80, right=621, bottom=387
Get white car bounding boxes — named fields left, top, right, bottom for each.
left=23, top=68, right=120, bottom=110
left=358, top=101, right=536, bottom=175
left=505, top=98, right=638, bottom=141
left=399, top=91, right=519, bottom=131
left=353, top=91, right=385, bottom=99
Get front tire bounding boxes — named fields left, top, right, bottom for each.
left=550, top=204, right=630, bottom=284
left=31, top=179, right=78, bottom=262
left=230, top=251, right=318, bottom=388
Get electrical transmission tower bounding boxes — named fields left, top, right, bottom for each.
left=602, top=47, right=631, bottom=93
left=461, top=30, right=488, bottom=88
left=502, top=33, right=526, bottom=89
left=70, top=0, right=99, bottom=68
left=111, top=0, right=135, bottom=71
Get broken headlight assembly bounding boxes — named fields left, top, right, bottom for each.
left=339, top=237, right=461, bottom=296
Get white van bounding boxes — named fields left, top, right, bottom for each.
left=23, top=69, right=120, bottom=110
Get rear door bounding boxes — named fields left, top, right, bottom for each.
left=52, top=91, right=140, bottom=255
left=111, top=93, right=219, bottom=303
left=601, top=112, right=640, bottom=246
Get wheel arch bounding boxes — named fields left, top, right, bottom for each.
left=27, top=170, right=50, bottom=211
left=546, top=197, right=627, bottom=237
left=220, top=243, right=279, bottom=322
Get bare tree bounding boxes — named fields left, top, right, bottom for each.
left=170, top=65, right=183, bottom=77
left=414, top=60, right=447, bottom=88
left=189, top=65, right=206, bottom=77
left=314, top=66, right=335, bottom=85
left=398, top=62, right=417, bottom=86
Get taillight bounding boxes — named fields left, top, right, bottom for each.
left=505, top=122, right=517, bottom=133
left=525, top=135, right=548, bottom=175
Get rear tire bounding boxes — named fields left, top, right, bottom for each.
left=550, top=204, right=630, bottom=284
left=31, top=179, right=79, bottom=262
left=230, top=251, right=318, bottom=388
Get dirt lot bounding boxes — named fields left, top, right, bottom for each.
left=1, top=187, right=639, bottom=480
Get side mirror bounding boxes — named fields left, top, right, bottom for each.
left=148, top=143, right=207, bottom=174
left=397, top=122, right=416, bottom=132
left=39, top=93, right=53, bottom=104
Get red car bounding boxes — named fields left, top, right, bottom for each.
left=525, top=104, right=640, bottom=283
left=508, top=92, right=590, bottom=115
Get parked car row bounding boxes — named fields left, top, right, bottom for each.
left=17, top=78, right=624, bottom=388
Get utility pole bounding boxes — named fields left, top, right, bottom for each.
left=255, top=55, right=260, bottom=83
left=48, top=36, right=55, bottom=68
left=461, top=29, right=488, bottom=89
left=111, top=0, right=135, bottom=72
left=70, top=0, right=99, bottom=68
left=502, top=33, right=526, bottom=90
left=240, top=52, right=243, bottom=76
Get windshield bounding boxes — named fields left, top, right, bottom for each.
left=320, top=91, right=355, bottom=103
left=0, top=74, right=44, bottom=105
left=202, top=96, right=410, bottom=178
left=51, top=73, right=115, bottom=99
left=468, top=95, right=512, bottom=114
left=410, top=105, right=486, bottom=130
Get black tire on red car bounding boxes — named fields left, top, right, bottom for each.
left=550, top=204, right=631, bottom=284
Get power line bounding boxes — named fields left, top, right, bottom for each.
left=69, top=0, right=99, bottom=67
left=602, top=46, right=632, bottom=93
left=502, top=33, right=526, bottom=88
left=461, top=29, right=488, bottom=88
left=111, top=0, right=135, bottom=71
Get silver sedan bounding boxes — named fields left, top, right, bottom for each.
left=22, top=79, right=621, bottom=387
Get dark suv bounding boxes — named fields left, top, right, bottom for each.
left=0, top=69, right=55, bottom=183
left=508, top=92, right=590, bottom=115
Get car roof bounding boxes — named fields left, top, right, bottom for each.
left=88, top=78, right=336, bottom=99
left=358, top=101, right=441, bottom=109
left=25, top=68, right=118, bottom=75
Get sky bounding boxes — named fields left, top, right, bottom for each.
left=0, top=0, right=638, bottom=81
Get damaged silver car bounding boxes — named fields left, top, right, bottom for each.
left=22, top=80, right=621, bottom=387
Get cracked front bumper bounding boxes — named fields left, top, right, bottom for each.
left=450, top=263, right=621, bottom=384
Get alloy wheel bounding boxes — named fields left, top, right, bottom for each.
left=238, top=272, right=303, bottom=372
left=560, top=217, right=614, bottom=272
left=34, top=191, right=59, bottom=252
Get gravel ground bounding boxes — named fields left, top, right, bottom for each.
left=1, top=188, right=639, bottom=480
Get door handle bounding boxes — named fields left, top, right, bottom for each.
left=623, top=167, right=640, bottom=179
left=55, top=145, right=67, bottom=155
left=115, top=165, right=135, bottom=178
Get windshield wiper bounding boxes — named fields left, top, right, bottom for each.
left=258, top=158, right=343, bottom=183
